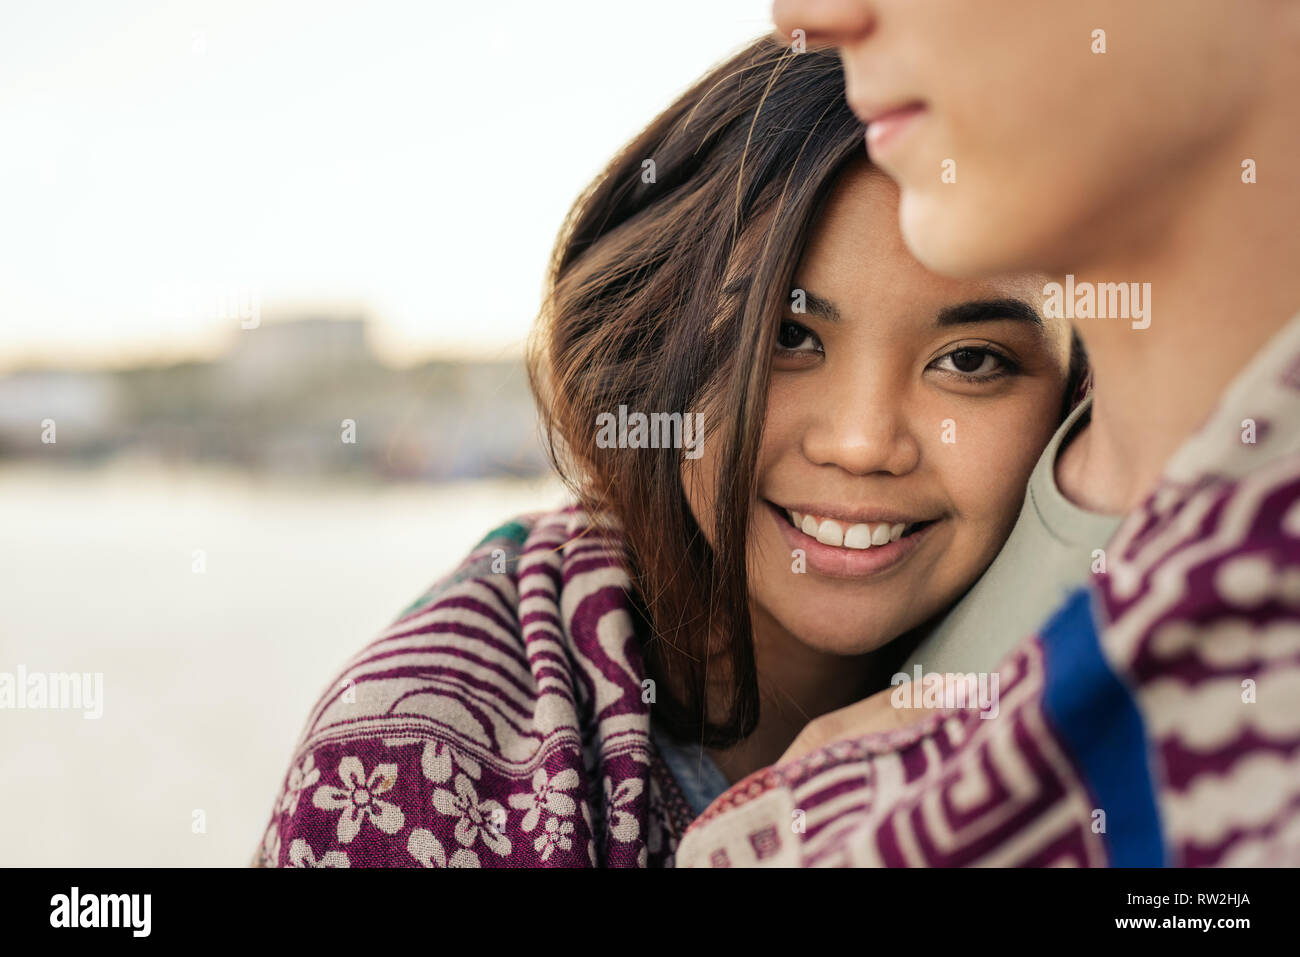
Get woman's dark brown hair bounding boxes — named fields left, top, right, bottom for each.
left=527, top=36, right=867, bottom=748
left=530, top=36, right=1090, bottom=748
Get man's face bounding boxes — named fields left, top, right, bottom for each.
left=772, top=0, right=1279, bottom=278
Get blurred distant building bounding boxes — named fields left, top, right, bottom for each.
left=221, top=315, right=375, bottom=396
left=0, top=313, right=549, bottom=481
left=0, top=370, right=120, bottom=456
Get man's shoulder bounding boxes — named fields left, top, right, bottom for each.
left=1096, top=455, right=1300, bottom=865
left=1102, top=452, right=1300, bottom=631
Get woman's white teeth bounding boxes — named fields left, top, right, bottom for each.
left=784, top=508, right=911, bottom=550
left=816, top=520, right=844, bottom=547
left=843, top=523, right=874, bottom=549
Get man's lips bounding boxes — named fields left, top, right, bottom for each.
left=861, top=102, right=926, bottom=159
left=850, top=97, right=927, bottom=127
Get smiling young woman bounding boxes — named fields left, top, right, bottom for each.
left=673, top=162, right=1075, bottom=780
left=256, top=35, right=1081, bottom=868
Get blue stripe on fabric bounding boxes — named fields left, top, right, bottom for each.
left=1038, top=586, right=1165, bottom=866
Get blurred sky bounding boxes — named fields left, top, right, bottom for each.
left=0, top=0, right=775, bottom=372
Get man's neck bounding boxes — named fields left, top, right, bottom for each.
left=1056, top=80, right=1300, bottom=514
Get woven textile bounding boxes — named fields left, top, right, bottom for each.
left=255, top=510, right=698, bottom=867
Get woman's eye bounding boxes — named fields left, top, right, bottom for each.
left=932, top=347, right=1012, bottom=379
left=776, top=320, right=821, bottom=354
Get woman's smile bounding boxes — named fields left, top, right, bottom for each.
left=765, top=499, right=940, bottom=580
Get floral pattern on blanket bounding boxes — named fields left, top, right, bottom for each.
left=255, top=509, right=697, bottom=867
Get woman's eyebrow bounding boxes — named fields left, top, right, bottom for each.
left=720, top=278, right=843, bottom=322
left=777, top=285, right=840, bottom=321
left=798, top=289, right=842, bottom=322
left=786, top=291, right=1038, bottom=327
left=935, top=298, right=1043, bottom=327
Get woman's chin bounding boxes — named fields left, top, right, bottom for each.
left=781, top=618, right=902, bottom=657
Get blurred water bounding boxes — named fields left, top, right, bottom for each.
left=0, top=464, right=565, bottom=866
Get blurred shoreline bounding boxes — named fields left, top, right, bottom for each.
left=0, top=463, right=566, bottom=866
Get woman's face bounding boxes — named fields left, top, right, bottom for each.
left=685, top=163, right=1072, bottom=655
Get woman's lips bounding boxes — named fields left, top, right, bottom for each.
left=767, top=501, right=934, bottom=580
left=863, top=103, right=926, bottom=161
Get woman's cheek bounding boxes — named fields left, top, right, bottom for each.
left=939, top=403, right=1044, bottom=545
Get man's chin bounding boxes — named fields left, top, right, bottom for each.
left=898, top=191, right=1017, bottom=279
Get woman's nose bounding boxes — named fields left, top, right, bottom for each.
left=799, top=391, right=921, bottom=477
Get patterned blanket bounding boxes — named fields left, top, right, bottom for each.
left=255, top=510, right=700, bottom=867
